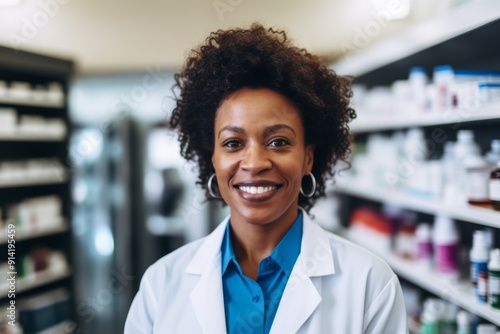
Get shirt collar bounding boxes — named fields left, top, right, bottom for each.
left=221, top=211, right=303, bottom=276
left=221, top=223, right=236, bottom=275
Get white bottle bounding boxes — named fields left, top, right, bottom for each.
left=470, top=230, right=491, bottom=302
left=477, top=324, right=497, bottom=334
left=453, top=130, right=481, bottom=203
left=404, top=128, right=427, bottom=163
left=433, top=65, right=454, bottom=111
left=456, top=311, right=470, bottom=334
left=416, top=223, right=433, bottom=267
left=409, top=67, right=428, bottom=113
left=433, top=215, right=460, bottom=280
left=421, top=298, right=444, bottom=333
left=443, top=141, right=457, bottom=203
left=455, top=130, right=481, bottom=160
left=465, top=155, right=491, bottom=205
left=486, top=140, right=500, bottom=165
left=404, top=128, right=427, bottom=192
left=441, top=302, right=458, bottom=334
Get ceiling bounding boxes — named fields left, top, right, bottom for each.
left=0, top=0, right=442, bottom=73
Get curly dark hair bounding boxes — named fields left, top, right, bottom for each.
left=169, top=23, right=355, bottom=212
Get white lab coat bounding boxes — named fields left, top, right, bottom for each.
left=125, top=210, right=408, bottom=334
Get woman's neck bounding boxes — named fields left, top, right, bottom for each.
left=228, top=208, right=299, bottom=280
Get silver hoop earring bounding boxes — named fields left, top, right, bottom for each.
left=207, top=173, right=221, bottom=199
left=300, top=173, right=316, bottom=198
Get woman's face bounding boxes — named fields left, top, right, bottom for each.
left=212, top=88, right=314, bottom=227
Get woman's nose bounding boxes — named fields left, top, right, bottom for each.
left=240, top=144, right=272, bottom=172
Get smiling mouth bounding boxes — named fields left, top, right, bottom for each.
left=236, top=185, right=279, bottom=195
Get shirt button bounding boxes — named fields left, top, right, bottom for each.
left=252, top=295, right=260, bottom=303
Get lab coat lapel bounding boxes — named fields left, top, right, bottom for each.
left=186, top=217, right=229, bottom=334
left=270, top=211, right=335, bottom=334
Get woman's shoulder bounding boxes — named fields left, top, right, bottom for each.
left=313, top=223, right=396, bottom=282
left=141, top=237, right=207, bottom=282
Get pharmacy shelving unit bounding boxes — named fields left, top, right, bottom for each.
left=0, top=45, right=74, bottom=330
left=331, top=0, right=500, bottom=327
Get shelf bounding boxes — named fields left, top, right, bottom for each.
left=0, top=218, right=68, bottom=245
left=332, top=0, right=500, bottom=78
left=334, top=178, right=500, bottom=228
left=0, top=175, right=67, bottom=188
left=343, top=232, right=500, bottom=326
left=37, top=321, right=75, bottom=334
left=0, top=267, right=71, bottom=296
left=0, top=133, right=65, bottom=141
left=350, top=104, right=500, bottom=132
left=0, top=96, right=64, bottom=108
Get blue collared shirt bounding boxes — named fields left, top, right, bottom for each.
left=221, top=211, right=303, bottom=334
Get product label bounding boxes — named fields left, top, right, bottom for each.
left=466, top=171, right=489, bottom=200
left=418, top=241, right=433, bottom=259
left=471, top=261, right=488, bottom=284
left=489, top=272, right=500, bottom=308
left=422, top=322, right=439, bottom=334
left=490, top=180, right=500, bottom=201
left=490, top=274, right=500, bottom=294
left=435, top=244, right=459, bottom=274
left=477, top=275, right=488, bottom=302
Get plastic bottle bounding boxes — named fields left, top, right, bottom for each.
left=404, top=128, right=428, bottom=193
left=477, top=324, right=497, bottom=334
left=404, top=128, right=428, bottom=163
left=486, top=140, right=500, bottom=165
left=433, top=215, right=460, bottom=279
left=421, top=298, right=445, bottom=334
left=453, top=130, right=481, bottom=203
left=409, top=67, right=428, bottom=113
left=434, top=65, right=455, bottom=111
left=489, top=249, right=500, bottom=309
left=465, top=155, right=491, bottom=205
left=470, top=231, right=491, bottom=302
left=490, top=162, right=500, bottom=211
left=443, top=141, right=457, bottom=204
left=441, top=302, right=458, bottom=334
left=456, top=311, right=470, bottom=334
left=416, top=223, right=433, bottom=267
left=455, top=130, right=480, bottom=162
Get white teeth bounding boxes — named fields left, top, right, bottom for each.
left=239, top=185, right=277, bottom=194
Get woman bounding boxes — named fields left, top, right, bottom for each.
left=125, top=24, right=407, bottom=333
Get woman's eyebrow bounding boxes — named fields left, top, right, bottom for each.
left=218, top=126, right=245, bottom=138
left=264, top=124, right=296, bottom=137
left=217, top=124, right=296, bottom=138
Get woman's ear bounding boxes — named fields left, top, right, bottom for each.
left=304, top=144, right=314, bottom=174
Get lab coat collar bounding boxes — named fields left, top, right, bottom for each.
left=269, top=209, right=335, bottom=334
left=298, top=209, right=335, bottom=277
left=185, top=208, right=336, bottom=334
left=186, top=216, right=228, bottom=334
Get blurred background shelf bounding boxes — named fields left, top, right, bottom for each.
left=0, top=96, right=64, bottom=109
left=333, top=0, right=500, bottom=84
left=343, top=232, right=500, bottom=327
left=0, top=43, right=74, bottom=331
left=0, top=175, right=67, bottom=189
left=335, top=178, right=500, bottom=228
left=350, top=104, right=500, bottom=133
left=331, top=4, right=500, bottom=328
left=0, top=267, right=72, bottom=296
left=37, top=320, right=75, bottom=334
left=0, top=218, right=68, bottom=245
left=0, top=133, right=66, bottom=141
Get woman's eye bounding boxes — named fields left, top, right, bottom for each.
left=223, top=140, right=242, bottom=148
left=269, top=139, right=289, bottom=147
